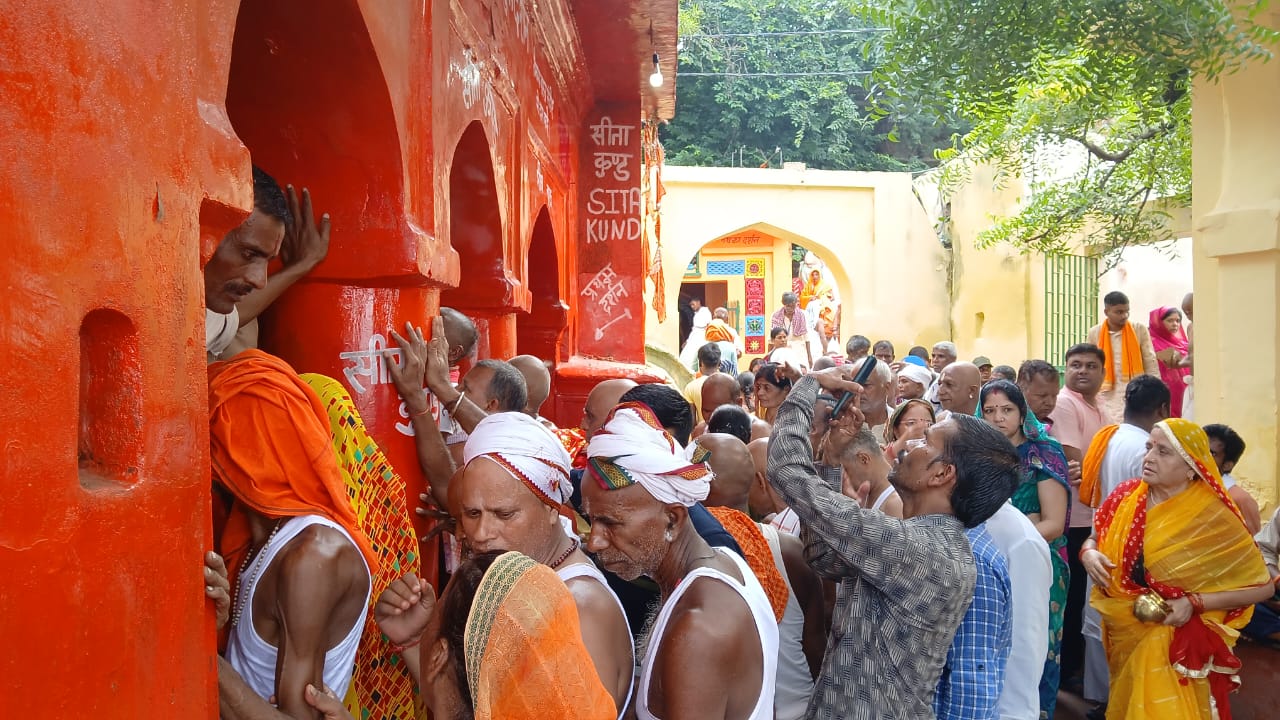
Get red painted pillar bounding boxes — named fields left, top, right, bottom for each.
left=577, top=103, right=647, bottom=365
left=224, top=1, right=452, bottom=550
left=0, top=3, right=245, bottom=716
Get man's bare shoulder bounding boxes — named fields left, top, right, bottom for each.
left=274, top=523, right=368, bottom=596
left=564, top=574, right=625, bottom=620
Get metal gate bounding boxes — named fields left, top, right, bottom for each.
left=1044, top=253, right=1099, bottom=372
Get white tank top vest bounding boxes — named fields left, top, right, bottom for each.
left=224, top=515, right=371, bottom=701
left=761, top=523, right=815, bottom=720
left=557, top=560, right=636, bottom=720
left=635, top=548, right=778, bottom=720
left=870, top=485, right=898, bottom=512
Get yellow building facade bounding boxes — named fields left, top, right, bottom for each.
left=1191, top=3, right=1280, bottom=509
left=648, top=165, right=952, bottom=366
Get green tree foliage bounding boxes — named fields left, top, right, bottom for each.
left=863, top=0, right=1278, bottom=257
left=665, top=0, right=961, bottom=171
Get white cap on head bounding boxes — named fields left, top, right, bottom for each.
left=464, top=412, right=573, bottom=507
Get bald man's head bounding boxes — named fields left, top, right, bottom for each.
left=938, top=362, right=982, bottom=415
left=695, top=433, right=756, bottom=512
left=746, top=437, right=778, bottom=519
left=509, top=355, right=551, bottom=417
left=439, top=307, right=478, bottom=365
left=700, top=373, right=743, bottom=423
left=582, top=378, right=637, bottom=438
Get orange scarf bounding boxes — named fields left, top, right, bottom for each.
left=707, top=506, right=789, bottom=622
left=1102, top=322, right=1144, bottom=390
left=466, top=553, right=617, bottom=720
left=704, top=319, right=734, bottom=343
left=1080, top=423, right=1121, bottom=508
left=209, top=350, right=377, bottom=590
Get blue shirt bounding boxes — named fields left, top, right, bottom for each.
left=933, top=525, right=1013, bottom=720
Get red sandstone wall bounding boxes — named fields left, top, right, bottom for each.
left=0, top=0, right=670, bottom=714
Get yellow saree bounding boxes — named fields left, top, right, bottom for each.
left=302, top=374, right=423, bottom=720
left=1090, top=419, right=1269, bottom=719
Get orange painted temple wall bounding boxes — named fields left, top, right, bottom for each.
left=0, top=0, right=675, bottom=715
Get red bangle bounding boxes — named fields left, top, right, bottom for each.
left=388, top=635, right=422, bottom=654
left=1079, top=545, right=1099, bottom=563
left=410, top=405, right=432, bottom=418
left=1188, top=593, right=1205, bottom=614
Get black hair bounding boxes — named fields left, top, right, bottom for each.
left=979, top=379, right=1029, bottom=424
left=708, top=405, right=753, bottom=444
left=440, top=307, right=480, bottom=359
left=1123, top=375, right=1171, bottom=418
left=908, top=346, right=930, bottom=361
left=990, top=365, right=1017, bottom=382
left=736, top=371, right=755, bottom=398
left=1017, top=359, right=1060, bottom=385
left=436, top=550, right=513, bottom=718
left=845, top=335, right=871, bottom=356
left=873, top=339, right=895, bottom=356
left=781, top=291, right=799, bottom=305
left=942, top=414, right=1021, bottom=528
left=251, top=165, right=291, bottom=230
left=697, top=342, right=722, bottom=369
left=770, top=327, right=789, bottom=341
left=1103, top=290, right=1130, bottom=307
left=474, top=359, right=528, bottom=412
left=620, top=383, right=695, bottom=446
left=1064, top=343, right=1106, bottom=365
left=755, top=363, right=792, bottom=391
left=1203, top=423, right=1246, bottom=465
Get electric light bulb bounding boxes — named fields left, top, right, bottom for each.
left=649, top=69, right=664, bottom=88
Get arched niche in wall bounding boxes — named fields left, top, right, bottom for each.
left=516, top=207, right=568, bottom=362
left=224, top=0, right=408, bottom=287
left=440, top=121, right=515, bottom=312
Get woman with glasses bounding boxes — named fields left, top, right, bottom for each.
left=979, top=379, right=1071, bottom=718
left=882, top=399, right=935, bottom=465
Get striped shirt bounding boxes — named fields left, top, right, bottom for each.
left=767, top=376, right=977, bottom=719
left=771, top=307, right=809, bottom=338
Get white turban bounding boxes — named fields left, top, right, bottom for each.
left=898, top=363, right=933, bottom=388
left=463, top=412, right=572, bottom=508
left=586, top=402, right=712, bottom=507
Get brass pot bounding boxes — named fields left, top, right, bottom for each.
left=1133, top=592, right=1173, bottom=624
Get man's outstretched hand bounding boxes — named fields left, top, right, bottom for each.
left=204, top=551, right=231, bottom=630
left=374, top=573, right=436, bottom=648
left=280, top=185, right=331, bottom=273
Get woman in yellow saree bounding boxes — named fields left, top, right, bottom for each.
left=1082, top=418, right=1274, bottom=719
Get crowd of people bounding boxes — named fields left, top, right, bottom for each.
left=201, top=169, right=1278, bottom=720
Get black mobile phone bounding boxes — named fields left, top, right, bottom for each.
left=830, top=357, right=878, bottom=418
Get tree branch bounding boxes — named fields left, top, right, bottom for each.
left=1070, top=122, right=1172, bottom=163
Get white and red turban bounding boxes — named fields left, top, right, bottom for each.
left=463, top=412, right=573, bottom=508
left=586, top=402, right=712, bottom=507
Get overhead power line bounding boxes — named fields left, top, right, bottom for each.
left=682, top=29, right=888, bottom=39
left=679, top=70, right=873, bottom=77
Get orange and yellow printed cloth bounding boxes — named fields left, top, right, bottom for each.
left=465, top=552, right=617, bottom=720
left=303, top=374, right=423, bottom=720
